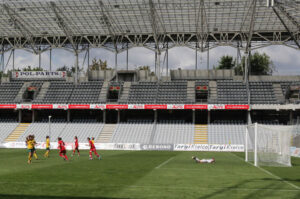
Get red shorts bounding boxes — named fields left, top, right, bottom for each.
left=90, top=148, right=96, bottom=152
left=60, top=150, right=66, bottom=154
left=75, top=146, right=79, bottom=150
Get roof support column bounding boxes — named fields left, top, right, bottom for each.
left=12, top=49, right=15, bottom=71
left=166, top=43, right=169, bottom=77
left=195, top=44, right=198, bottom=70
left=156, top=50, right=161, bottom=80
left=244, top=51, right=249, bottom=83
left=1, top=46, right=4, bottom=72
left=87, top=44, right=90, bottom=69
left=236, top=42, right=240, bottom=68
left=49, top=49, right=52, bottom=71
left=207, top=43, right=209, bottom=79
left=126, top=43, right=129, bottom=71
left=39, top=50, right=41, bottom=70
left=115, top=50, right=118, bottom=82
left=244, top=50, right=251, bottom=105
left=154, top=50, right=157, bottom=74
left=75, top=49, right=79, bottom=85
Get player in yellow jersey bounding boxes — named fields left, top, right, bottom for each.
left=32, top=135, right=39, bottom=160
left=91, top=137, right=95, bottom=145
left=44, top=136, right=50, bottom=158
left=26, top=135, right=34, bottom=164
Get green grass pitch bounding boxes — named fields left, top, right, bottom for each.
left=0, top=149, right=300, bottom=199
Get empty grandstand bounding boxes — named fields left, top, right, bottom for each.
left=0, top=69, right=300, bottom=146
left=0, top=0, right=299, bottom=149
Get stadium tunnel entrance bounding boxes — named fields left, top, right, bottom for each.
left=120, top=110, right=154, bottom=122
left=69, top=110, right=103, bottom=122
left=0, top=110, right=19, bottom=122
left=210, top=110, right=247, bottom=124
left=195, top=110, right=208, bottom=124
left=251, top=110, right=291, bottom=125
left=34, top=110, right=67, bottom=122
left=21, top=110, right=32, bottom=123
left=106, top=110, right=118, bottom=123
left=157, top=110, right=192, bottom=123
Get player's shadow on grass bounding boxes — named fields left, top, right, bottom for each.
left=197, top=179, right=299, bottom=199
left=0, top=194, right=129, bottom=199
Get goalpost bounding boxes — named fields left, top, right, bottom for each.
left=245, top=123, right=293, bottom=167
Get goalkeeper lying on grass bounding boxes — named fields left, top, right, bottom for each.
left=192, top=156, right=215, bottom=163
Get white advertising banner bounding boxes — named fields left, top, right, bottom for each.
left=12, top=71, right=66, bottom=79
left=167, top=104, right=185, bottom=109
left=1, top=142, right=244, bottom=152
left=174, top=144, right=244, bottom=152
left=208, top=104, right=225, bottom=110
left=90, top=104, right=106, bottom=109
left=94, top=143, right=141, bottom=150
left=0, top=142, right=141, bottom=151
left=16, top=104, right=32, bottom=109
left=128, top=104, right=144, bottom=109
left=53, top=104, right=68, bottom=109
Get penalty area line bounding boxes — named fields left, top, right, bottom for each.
left=155, top=156, right=175, bottom=169
left=229, top=152, right=300, bottom=190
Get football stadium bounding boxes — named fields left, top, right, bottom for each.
left=0, top=0, right=300, bottom=198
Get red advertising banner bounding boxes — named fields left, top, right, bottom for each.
left=0, top=104, right=250, bottom=110
left=0, top=104, right=17, bottom=109
left=68, top=104, right=90, bottom=109
left=31, top=104, right=53, bottom=109
left=184, top=104, right=208, bottom=109
left=106, top=104, right=129, bottom=109
left=225, top=105, right=249, bottom=110
left=144, top=105, right=168, bottom=109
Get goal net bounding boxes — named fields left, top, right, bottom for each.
left=245, top=123, right=293, bottom=167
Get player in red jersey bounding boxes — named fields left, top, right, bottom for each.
left=87, top=137, right=101, bottom=160
left=72, top=136, right=80, bottom=156
left=57, top=137, right=69, bottom=161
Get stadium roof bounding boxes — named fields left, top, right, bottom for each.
left=0, top=0, right=299, bottom=53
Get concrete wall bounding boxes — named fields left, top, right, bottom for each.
left=170, top=69, right=234, bottom=80
left=88, top=70, right=115, bottom=81
left=234, top=75, right=300, bottom=82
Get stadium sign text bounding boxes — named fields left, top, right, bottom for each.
left=174, top=144, right=244, bottom=152
left=12, top=71, right=66, bottom=79
left=141, top=144, right=174, bottom=151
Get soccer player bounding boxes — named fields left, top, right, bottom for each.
left=192, top=156, right=215, bottom=164
left=26, top=135, right=34, bottom=164
left=44, top=136, right=50, bottom=158
left=91, top=137, right=95, bottom=145
left=32, top=135, right=38, bottom=160
left=57, top=137, right=69, bottom=161
left=87, top=137, right=101, bottom=160
left=72, top=136, right=80, bottom=156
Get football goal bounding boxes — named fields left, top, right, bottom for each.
left=245, top=123, right=293, bottom=167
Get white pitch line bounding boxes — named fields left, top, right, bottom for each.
left=229, top=152, right=300, bottom=190
left=155, top=156, right=175, bottom=169
left=0, top=181, right=298, bottom=192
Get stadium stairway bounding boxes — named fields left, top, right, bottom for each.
left=96, top=124, right=116, bottom=143
left=194, top=124, right=208, bottom=144
left=5, top=123, right=31, bottom=142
